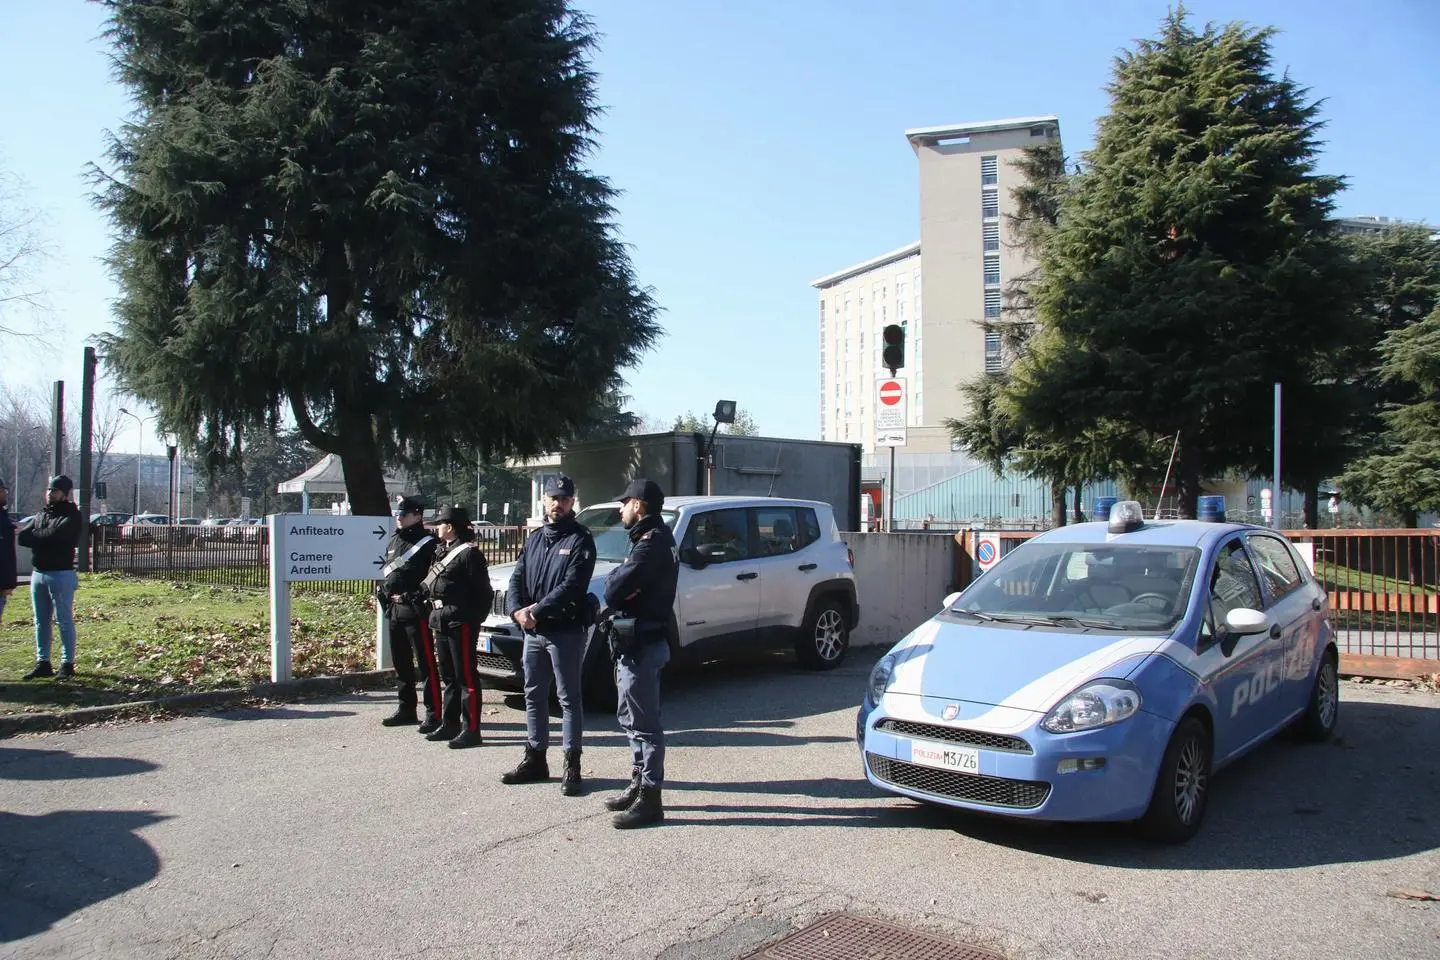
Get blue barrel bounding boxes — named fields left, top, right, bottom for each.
left=1093, top=496, right=1117, bottom=521
left=1197, top=495, right=1226, bottom=522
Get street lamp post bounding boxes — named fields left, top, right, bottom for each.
left=118, top=408, right=158, bottom=516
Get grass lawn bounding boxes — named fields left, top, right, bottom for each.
left=1, top=574, right=377, bottom=716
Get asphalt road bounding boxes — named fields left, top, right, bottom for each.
left=1, top=652, right=1437, bottom=960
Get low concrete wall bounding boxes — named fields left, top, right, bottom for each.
left=841, top=532, right=959, bottom=648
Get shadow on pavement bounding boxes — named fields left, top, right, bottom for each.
left=898, top=697, right=1440, bottom=869
left=0, top=746, right=158, bottom=781
left=207, top=706, right=357, bottom=722
left=0, top=809, right=169, bottom=943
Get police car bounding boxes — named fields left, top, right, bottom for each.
left=856, top=500, right=1338, bottom=842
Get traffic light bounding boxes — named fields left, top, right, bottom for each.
left=94, top=481, right=107, bottom=500
left=881, top=323, right=905, bottom=374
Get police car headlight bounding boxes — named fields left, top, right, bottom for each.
left=1040, top=680, right=1141, bottom=734
left=868, top=654, right=897, bottom=703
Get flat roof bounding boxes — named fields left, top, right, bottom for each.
left=810, top=240, right=921, bottom=290
left=905, top=115, right=1059, bottom=143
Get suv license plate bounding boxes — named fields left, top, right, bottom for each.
left=909, top=741, right=980, bottom=774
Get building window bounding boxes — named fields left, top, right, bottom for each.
left=984, top=289, right=1002, bottom=318
left=982, top=194, right=999, bottom=219
left=985, top=331, right=1003, bottom=374
left=981, top=155, right=998, bottom=186
left=983, top=254, right=1001, bottom=286
left=983, top=222, right=999, bottom=252
left=1030, top=125, right=1049, bottom=137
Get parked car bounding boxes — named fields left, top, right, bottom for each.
left=474, top=495, right=860, bottom=708
left=89, top=512, right=133, bottom=544
left=223, top=517, right=264, bottom=541
left=120, top=514, right=171, bottom=542
left=856, top=500, right=1338, bottom=843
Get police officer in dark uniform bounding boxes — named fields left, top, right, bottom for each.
left=601, top=478, right=678, bottom=829
left=500, top=475, right=597, bottom=796
left=376, top=496, right=441, bottom=729
left=420, top=505, right=494, bottom=749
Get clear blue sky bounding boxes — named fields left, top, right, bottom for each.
left=2, top=0, right=1437, bottom=458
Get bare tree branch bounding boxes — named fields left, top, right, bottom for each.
left=0, top=167, right=52, bottom=342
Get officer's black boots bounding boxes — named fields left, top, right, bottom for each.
left=425, top=723, right=461, bottom=742
left=604, top=766, right=643, bottom=811
left=561, top=749, right=584, bottom=796
left=22, top=661, right=54, bottom=681
left=381, top=705, right=419, bottom=727
left=448, top=729, right=482, bottom=749
left=500, top=747, right=549, bottom=784
left=56, top=663, right=75, bottom=680
left=417, top=717, right=441, bottom=735
left=612, top=786, right=664, bottom=829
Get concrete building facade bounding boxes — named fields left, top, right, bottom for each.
left=812, top=116, right=1059, bottom=459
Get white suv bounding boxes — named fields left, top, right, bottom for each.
left=473, top=495, right=860, bottom=706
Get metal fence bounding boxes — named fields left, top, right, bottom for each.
left=92, top=523, right=530, bottom=595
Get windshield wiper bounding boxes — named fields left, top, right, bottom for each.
left=949, top=609, right=1000, bottom=622
left=1023, top=614, right=1121, bottom=630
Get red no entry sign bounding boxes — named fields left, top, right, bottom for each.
left=879, top=381, right=903, bottom=406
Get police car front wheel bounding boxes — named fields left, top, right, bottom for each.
left=1138, top=716, right=1212, bottom=844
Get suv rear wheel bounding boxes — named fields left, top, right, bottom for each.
left=796, top=598, right=849, bottom=670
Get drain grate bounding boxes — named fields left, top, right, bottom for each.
left=740, top=913, right=1006, bottom=960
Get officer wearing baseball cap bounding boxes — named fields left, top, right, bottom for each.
left=501, top=475, right=597, bottom=795
left=600, top=477, right=678, bottom=828
left=18, top=475, right=83, bottom=680
left=376, top=496, right=442, bottom=729
left=419, top=505, right=494, bottom=748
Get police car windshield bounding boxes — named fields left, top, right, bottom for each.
left=950, top=543, right=1201, bottom=632
left=575, top=506, right=680, bottom=562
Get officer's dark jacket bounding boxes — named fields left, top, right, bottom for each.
left=17, top=500, right=81, bottom=572
left=604, top=514, right=678, bottom=625
left=0, top=506, right=16, bottom=591
left=506, top=515, right=597, bottom=630
left=425, top=534, right=494, bottom=631
left=379, top=523, right=439, bottom=620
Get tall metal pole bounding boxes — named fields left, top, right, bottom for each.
left=887, top=444, right=896, bottom=532
left=78, top=347, right=97, bottom=572
left=50, top=381, right=64, bottom=475
left=1273, top=382, right=1282, bottom=529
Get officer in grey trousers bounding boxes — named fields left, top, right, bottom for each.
left=501, top=475, right=597, bottom=795
left=600, top=478, right=678, bottom=829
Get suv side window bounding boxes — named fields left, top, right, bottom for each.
left=1247, top=534, right=1304, bottom=602
left=680, top=508, right=751, bottom=565
left=754, top=506, right=800, bottom=556
left=798, top=508, right=822, bottom=549
left=1199, top=538, right=1265, bottom=644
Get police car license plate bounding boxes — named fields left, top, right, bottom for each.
left=909, top=741, right=980, bottom=774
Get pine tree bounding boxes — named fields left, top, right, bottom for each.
left=93, top=0, right=660, bottom=515
left=1001, top=9, right=1363, bottom=517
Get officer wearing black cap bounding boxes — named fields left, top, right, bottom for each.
left=376, top=496, right=441, bottom=729
left=18, top=475, right=83, bottom=680
left=420, top=505, right=494, bottom=748
left=501, top=475, right=597, bottom=795
left=601, top=477, right=678, bottom=829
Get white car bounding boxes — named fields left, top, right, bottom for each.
left=474, top=495, right=860, bottom=706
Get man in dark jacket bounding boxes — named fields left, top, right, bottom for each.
left=501, top=475, right=597, bottom=795
left=0, top=478, right=16, bottom=625
left=18, top=475, right=83, bottom=680
left=376, top=496, right=441, bottom=729
left=601, top=478, right=678, bottom=828
left=421, top=505, right=494, bottom=749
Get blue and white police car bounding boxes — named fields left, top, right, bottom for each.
left=857, top=500, right=1339, bottom=842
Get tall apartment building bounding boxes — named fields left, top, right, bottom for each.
left=812, top=116, right=1060, bottom=459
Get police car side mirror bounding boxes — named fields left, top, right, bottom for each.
left=680, top=546, right=708, bottom=570
left=1223, top=608, right=1270, bottom=636
left=942, top=591, right=962, bottom=610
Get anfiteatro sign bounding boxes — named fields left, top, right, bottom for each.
left=277, top=516, right=390, bottom=581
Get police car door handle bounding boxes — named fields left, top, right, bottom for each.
left=798, top=563, right=818, bottom=572
left=735, top=572, right=758, bottom=581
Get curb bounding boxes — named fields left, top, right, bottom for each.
left=0, top=670, right=395, bottom=738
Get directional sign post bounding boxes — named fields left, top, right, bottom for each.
left=268, top=514, right=391, bottom=681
